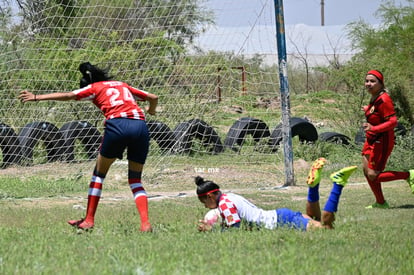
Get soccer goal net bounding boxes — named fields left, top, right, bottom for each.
left=0, top=0, right=294, bottom=185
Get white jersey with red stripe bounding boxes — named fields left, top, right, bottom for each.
left=218, top=193, right=278, bottom=229
left=73, top=81, right=149, bottom=120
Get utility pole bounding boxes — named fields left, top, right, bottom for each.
left=321, top=0, right=325, bottom=26
left=274, top=0, right=294, bottom=186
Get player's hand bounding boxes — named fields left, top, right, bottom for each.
left=18, top=90, right=35, bottom=102
left=146, top=107, right=156, bottom=115
left=362, top=122, right=372, bottom=132
left=197, top=220, right=212, bottom=232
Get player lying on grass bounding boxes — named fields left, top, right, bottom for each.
left=196, top=158, right=357, bottom=231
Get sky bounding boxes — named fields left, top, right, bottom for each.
left=283, top=0, right=388, bottom=26
left=285, top=0, right=412, bottom=26
left=208, top=0, right=412, bottom=27
left=195, top=0, right=413, bottom=60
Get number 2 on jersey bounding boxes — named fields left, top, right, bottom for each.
left=107, top=87, right=134, bottom=106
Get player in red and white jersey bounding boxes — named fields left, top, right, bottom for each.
left=216, top=192, right=278, bottom=229
left=73, top=80, right=149, bottom=121
left=196, top=158, right=358, bottom=232
left=361, top=70, right=414, bottom=209
left=19, top=62, right=158, bottom=232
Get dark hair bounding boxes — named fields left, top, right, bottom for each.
left=195, top=176, right=220, bottom=197
left=79, top=62, right=112, bottom=88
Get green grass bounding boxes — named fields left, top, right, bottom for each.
left=0, top=176, right=86, bottom=199
left=1, top=176, right=413, bottom=274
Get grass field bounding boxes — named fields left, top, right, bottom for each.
left=1, top=160, right=413, bottom=274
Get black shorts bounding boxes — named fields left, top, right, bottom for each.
left=100, top=118, right=149, bottom=164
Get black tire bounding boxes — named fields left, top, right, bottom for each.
left=269, top=117, right=318, bottom=151
left=172, top=119, right=224, bottom=154
left=0, top=122, right=23, bottom=168
left=59, top=121, right=102, bottom=161
left=224, top=117, right=270, bottom=152
left=319, top=132, right=351, bottom=145
left=354, top=127, right=365, bottom=144
left=18, top=121, right=66, bottom=165
left=146, top=120, right=177, bottom=152
left=395, top=122, right=407, bottom=136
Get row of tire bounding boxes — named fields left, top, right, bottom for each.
left=1, top=117, right=411, bottom=169
left=147, top=117, right=411, bottom=153
left=0, top=121, right=102, bottom=169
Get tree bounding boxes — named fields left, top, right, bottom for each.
left=343, top=0, right=414, bottom=125
left=288, top=30, right=311, bottom=93
left=7, top=0, right=213, bottom=48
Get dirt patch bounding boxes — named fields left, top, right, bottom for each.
left=1, top=158, right=363, bottom=209
left=1, top=182, right=369, bottom=211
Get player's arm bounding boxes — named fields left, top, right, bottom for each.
left=128, top=86, right=158, bottom=115
left=145, top=92, right=158, bottom=115
left=19, top=90, right=77, bottom=102
left=369, top=100, right=397, bottom=133
left=370, top=115, right=397, bottom=133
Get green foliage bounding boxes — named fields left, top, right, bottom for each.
left=344, top=0, right=414, bottom=124
left=13, top=0, right=213, bottom=47
left=387, top=134, right=414, bottom=170
left=388, top=84, right=414, bottom=125
left=293, top=140, right=360, bottom=166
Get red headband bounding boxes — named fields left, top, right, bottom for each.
left=367, top=70, right=384, bottom=83
left=197, top=188, right=220, bottom=197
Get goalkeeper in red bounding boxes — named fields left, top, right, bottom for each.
left=19, top=62, right=158, bottom=232
left=362, top=70, right=414, bottom=209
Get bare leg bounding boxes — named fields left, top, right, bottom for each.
left=321, top=211, right=335, bottom=229
left=306, top=201, right=321, bottom=221
left=305, top=215, right=332, bottom=230
left=95, top=153, right=116, bottom=175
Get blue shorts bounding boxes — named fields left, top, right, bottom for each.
left=100, top=118, right=149, bottom=164
left=276, top=208, right=309, bottom=231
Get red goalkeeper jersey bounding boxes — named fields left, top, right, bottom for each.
left=365, top=91, right=395, bottom=127
left=364, top=91, right=396, bottom=143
